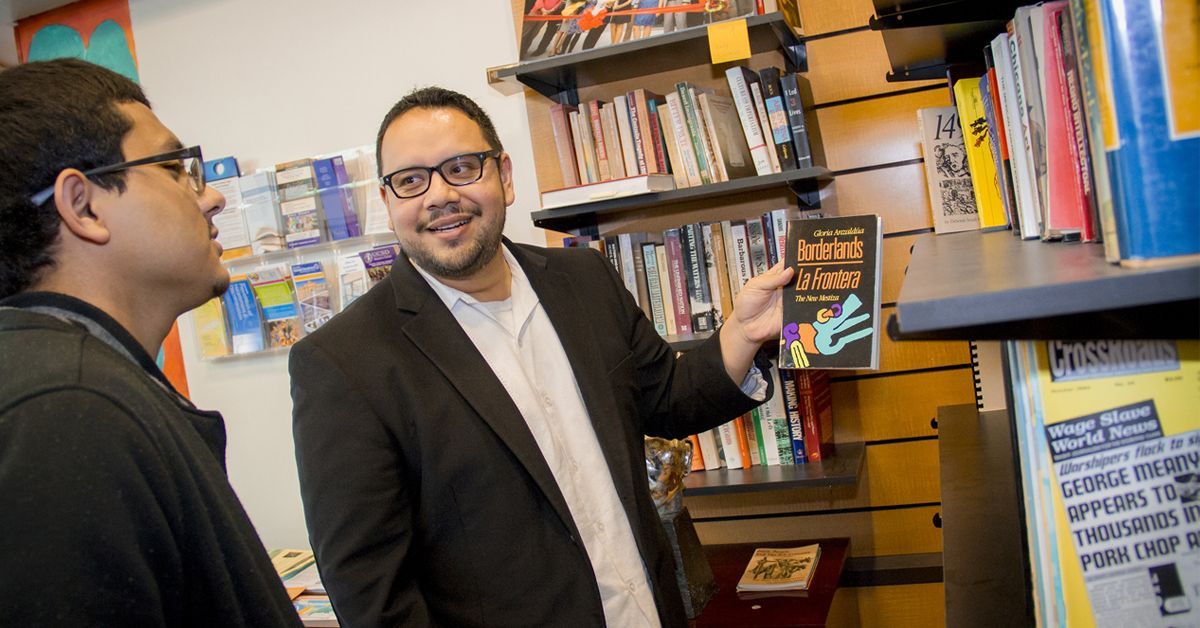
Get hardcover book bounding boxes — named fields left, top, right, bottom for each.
left=917, top=107, right=980, bottom=234
left=779, top=215, right=881, bottom=370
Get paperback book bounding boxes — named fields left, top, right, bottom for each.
left=779, top=215, right=881, bottom=370
left=736, top=544, right=821, bottom=592
left=291, top=261, right=332, bottom=333
left=917, top=107, right=980, bottom=234
left=246, top=264, right=304, bottom=348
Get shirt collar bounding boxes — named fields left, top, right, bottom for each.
left=0, top=291, right=178, bottom=393
left=411, top=244, right=541, bottom=335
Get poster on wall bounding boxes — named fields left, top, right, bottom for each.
left=518, top=0, right=759, bottom=61
left=15, top=0, right=191, bottom=397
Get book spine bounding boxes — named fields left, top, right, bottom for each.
left=761, top=214, right=777, bottom=267
left=771, top=209, right=790, bottom=266
left=663, top=229, right=693, bottom=335
left=749, top=81, right=783, bottom=173
left=629, top=233, right=652, bottom=322
left=1068, top=0, right=1119, bottom=260
left=614, top=95, right=641, bottom=176
left=679, top=223, right=714, bottom=333
left=665, top=91, right=703, bottom=187
left=705, top=222, right=734, bottom=326
left=569, top=111, right=591, bottom=184
left=642, top=242, right=668, bottom=336
left=634, top=90, right=662, bottom=173
left=740, top=413, right=761, bottom=466
left=646, top=98, right=670, bottom=177
left=604, top=235, right=622, bottom=276
left=677, top=83, right=714, bottom=184
left=550, top=104, right=580, bottom=187
left=717, top=421, right=745, bottom=469
left=733, top=415, right=753, bottom=468
left=600, top=104, right=627, bottom=179
left=1057, top=11, right=1097, bottom=242
left=1043, top=3, right=1085, bottom=239
left=697, top=429, right=722, bottom=471
left=655, top=243, right=677, bottom=337
left=745, top=218, right=769, bottom=275
left=617, top=233, right=639, bottom=304
left=725, top=66, right=774, bottom=176
left=626, top=92, right=649, bottom=176
left=779, top=72, right=813, bottom=168
left=1013, top=8, right=1050, bottom=228
left=687, top=434, right=705, bottom=472
left=994, top=32, right=1042, bottom=239
left=729, top=221, right=754, bottom=288
left=588, top=100, right=612, bottom=181
left=695, top=92, right=728, bottom=182
left=578, top=103, right=601, bottom=184
left=779, top=369, right=807, bottom=464
left=657, top=102, right=690, bottom=189
left=953, top=78, right=1008, bottom=231
left=759, top=67, right=798, bottom=170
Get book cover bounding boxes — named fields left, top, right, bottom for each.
left=917, top=106, right=981, bottom=234
left=700, top=92, right=757, bottom=181
left=247, top=264, right=304, bottom=348
left=222, top=274, right=264, bottom=354
left=953, top=77, right=1008, bottom=231
left=736, top=545, right=822, bottom=592
left=1094, top=0, right=1200, bottom=266
left=779, top=215, right=881, bottom=370
left=291, top=261, right=332, bottom=334
left=1011, top=339, right=1200, bottom=626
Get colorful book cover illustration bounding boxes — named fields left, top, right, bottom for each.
left=779, top=215, right=881, bottom=370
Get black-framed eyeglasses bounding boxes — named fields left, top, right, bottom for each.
left=380, top=150, right=502, bottom=199
left=29, top=145, right=206, bottom=207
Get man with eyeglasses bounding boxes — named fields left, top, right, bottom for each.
left=290, top=86, right=794, bottom=628
left=0, top=59, right=301, bottom=626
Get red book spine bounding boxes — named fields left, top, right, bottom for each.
left=663, top=229, right=692, bottom=335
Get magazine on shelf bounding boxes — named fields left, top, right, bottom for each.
left=779, top=214, right=881, bottom=370
left=736, top=544, right=821, bottom=592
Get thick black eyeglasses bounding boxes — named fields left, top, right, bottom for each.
left=30, top=145, right=206, bottom=207
left=380, top=150, right=502, bottom=199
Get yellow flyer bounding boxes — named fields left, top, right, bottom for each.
left=1031, top=340, right=1200, bottom=627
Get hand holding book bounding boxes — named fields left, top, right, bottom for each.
left=718, top=261, right=795, bottom=385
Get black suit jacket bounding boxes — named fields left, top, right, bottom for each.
left=290, top=240, right=764, bottom=627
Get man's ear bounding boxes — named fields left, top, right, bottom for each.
left=52, top=170, right=110, bottom=245
left=499, top=152, right=515, bottom=207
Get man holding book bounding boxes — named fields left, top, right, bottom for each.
left=290, top=86, right=794, bottom=627
left=0, top=59, right=301, bottom=626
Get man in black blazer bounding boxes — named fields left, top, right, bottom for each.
left=290, top=86, right=794, bottom=627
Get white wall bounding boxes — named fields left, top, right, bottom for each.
left=128, top=0, right=540, bottom=548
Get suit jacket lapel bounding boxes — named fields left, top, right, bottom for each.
left=388, top=251, right=582, bottom=541
left=513, top=246, right=641, bottom=518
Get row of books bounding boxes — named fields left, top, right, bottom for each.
left=194, top=242, right=401, bottom=359
left=205, top=147, right=392, bottom=261
left=565, top=208, right=807, bottom=338
left=917, top=0, right=1198, bottom=267
left=542, top=64, right=815, bottom=208
left=689, top=360, right=834, bottom=471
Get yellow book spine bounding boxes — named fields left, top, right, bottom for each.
left=953, top=78, right=1008, bottom=229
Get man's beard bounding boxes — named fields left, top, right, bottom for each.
left=404, top=206, right=506, bottom=280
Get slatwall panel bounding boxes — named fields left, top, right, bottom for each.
left=508, top=2, right=963, bottom=624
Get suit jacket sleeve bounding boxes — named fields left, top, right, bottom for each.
left=290, top=340, right=432, bottom=628
left=584, top=248, right=769, bottom=439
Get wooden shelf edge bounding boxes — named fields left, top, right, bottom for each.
left=683, top=441, right=864, bottom=496
left=839, top=552, right=944, bottom=587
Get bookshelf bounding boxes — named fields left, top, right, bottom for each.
left=891, top=230, right=1200, bottom=341
left=684, top=441, right=864, bottom=496
left=530, top=166, right=831, bottom=233
left=868, top=0, right=1026, bottom=81
left=492, top=13, right=805, bottom=100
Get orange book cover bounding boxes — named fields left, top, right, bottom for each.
left=733, top=416, right=753, bottom=468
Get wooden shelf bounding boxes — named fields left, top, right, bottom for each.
left=892, top=230, right=1200, bottom=340
left=531, top=167, right=831, bottom=232
left=493, top=13, right=804, bottom=100
left=683, top=441, right=864, bottom=496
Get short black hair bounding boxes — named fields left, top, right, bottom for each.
left=0, top=58, right=150, bottom=298
left=374, top=86, right=504, bottom=177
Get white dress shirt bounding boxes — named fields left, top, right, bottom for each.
left=413, top=247, right=765, bottom=627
